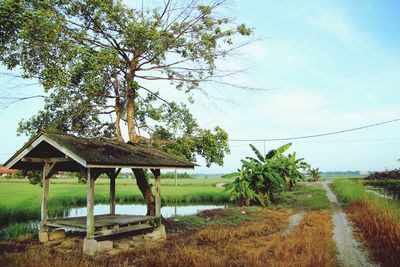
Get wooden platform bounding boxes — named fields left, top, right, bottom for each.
left=46, top=214, right=155, bottom=238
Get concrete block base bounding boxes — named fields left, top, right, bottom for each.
left=49, top=229, right=66, bottom=241
left=83, top=238, right=98, bottom=256
left=144, top=224, right=167, bottom=241
left=38, top=230, right=49, bottom=243
left=96, top=240, right=113, bottom=253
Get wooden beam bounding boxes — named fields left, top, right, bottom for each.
left=151, top=169, right=161, bottom=217
left=86, top=164, right=194, bottom=170
left=115, top=168, right=122, bottom=178
left=22, top=157, right=73, bottom=163
left=86, top=168, right=95, bottom=239
left=79, top=167, right=101, bottom=181
left=103, top=168, right=121, bottom=216
left=44, top=162, right=57, bottom=180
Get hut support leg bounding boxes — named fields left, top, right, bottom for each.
left=83, top=168, right=97, bottom=256
left=152, top=169, right=161, bottom=217
left=106, top=168, right=120, bottom=215
left=110, top=177, right=116, bottom=215
left=149, top=169, right=166, bottom=239
left=39, top=163, right=51, bottom=242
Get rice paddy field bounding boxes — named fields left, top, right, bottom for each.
left=0, top=178, right=231, bottom=227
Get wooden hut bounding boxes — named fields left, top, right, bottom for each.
left=3, top=132, right=195, bottom=255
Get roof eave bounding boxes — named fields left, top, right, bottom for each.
left=85, top=163, right=196, bottom=170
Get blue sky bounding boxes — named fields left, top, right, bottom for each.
left=1, top=0, right=400, bottom=173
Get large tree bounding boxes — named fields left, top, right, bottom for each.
left=0, top=0, right=252, bottom=215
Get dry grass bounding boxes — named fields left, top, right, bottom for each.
left=346, top=199, right=400, bottom=267
left=0, top=209, right=337, bottom=267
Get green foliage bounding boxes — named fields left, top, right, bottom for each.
left=153, top=126, right=230, bottom=167
left=18, top=170, right=42, bottom=186
left=224, top=172, right=255, bottom=206
left=225, top=143, right=310, bottom=206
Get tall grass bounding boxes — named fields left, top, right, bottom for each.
left=0, top=221, right=38, bottom=241
left=330, top=179, right=400, bottom=266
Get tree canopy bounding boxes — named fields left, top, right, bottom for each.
left=0, top=0, right=253, bottom=215
left=0, top=0, right=252, bottom=167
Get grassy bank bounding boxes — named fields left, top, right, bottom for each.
left=330, top=179, right=400, bottom=266
left=275, top=183, right=331, bottom=210
left=0, top=179, right=230, bottom=227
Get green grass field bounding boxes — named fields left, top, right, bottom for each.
left=0, top=178, right=232, bottom=227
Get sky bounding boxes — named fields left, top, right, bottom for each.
left=1, top=0, right=400, bottom=174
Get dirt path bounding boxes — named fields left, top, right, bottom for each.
left=321, top=182, right=378, bottom=267
left=281, top=211, right=304, bottom=237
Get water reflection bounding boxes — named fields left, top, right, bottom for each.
left=64, top=204, right=225, bottom=218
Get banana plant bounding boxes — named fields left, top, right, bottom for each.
left=308, top=168, right=321, bottom=182
left=225, top=143, right=308, bottom=206
left=224, top=170, right=254, bottom=206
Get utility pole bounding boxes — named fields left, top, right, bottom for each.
left=263, top=140, right=266, bottom=156
left=175, top=169, right=178, bottom=186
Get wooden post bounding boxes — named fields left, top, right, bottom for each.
left=39, top=163, right=51, bottom=242
left=106, top=168, right=120, bottom=215
left=86, top=168, right=95, bottom=239
left=110, top=176, right=116, bottom=215
left=154, top=169, right=161, bottom=217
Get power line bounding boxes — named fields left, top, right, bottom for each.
left=229, top=118, right=400, bottom=142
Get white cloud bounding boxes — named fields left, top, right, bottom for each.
left=302, top=8, right=373, bottom=49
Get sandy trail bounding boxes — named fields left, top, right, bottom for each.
left=281, top=211, right=304, bottom=237
left=321, top=181, right=378, bottom=267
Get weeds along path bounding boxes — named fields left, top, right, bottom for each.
left=321, top=182, right=378, bottom=267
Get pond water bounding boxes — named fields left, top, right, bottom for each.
left=62, top=204, right=225, bottom=218
left=365, top=189, right=394, bottom=199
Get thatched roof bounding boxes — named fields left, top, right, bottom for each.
left=4, top=132, right=196, bottom=171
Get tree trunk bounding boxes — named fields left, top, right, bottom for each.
left=126, top=64, right=138, bottom=143
left=114, top=96, right=124, bottom=142
left=112, top=70, right=124, bottom=142
left=132, top=168, right=155, bottom=216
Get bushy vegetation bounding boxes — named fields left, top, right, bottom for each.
left=225, top=143, right=311, bottom=206
left=308, top=168, right=321, bottom=182
left=364, top=167, right=400, bottom=199
left=366, top=169, right=400, bottom=180
left=148, top=171, right=193, bottom=180
left=330, top=179, right=400, bottom=266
